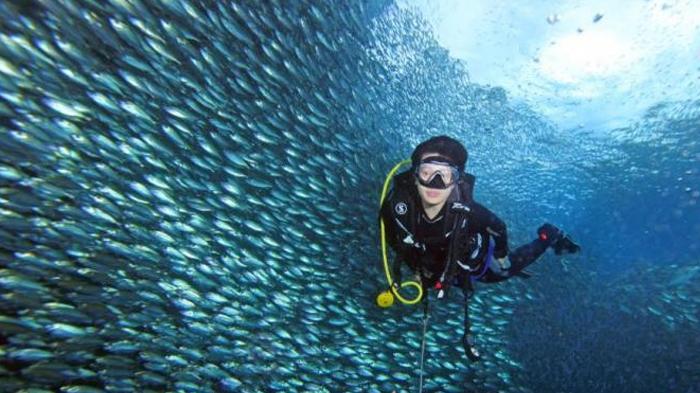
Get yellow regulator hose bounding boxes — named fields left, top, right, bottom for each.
left=378, top=159, right=422, bottom=305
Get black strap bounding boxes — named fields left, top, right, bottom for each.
left=435, top=208, right=468, bottom=298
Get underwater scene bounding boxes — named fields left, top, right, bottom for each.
left=0, top=1, right=698, bottom=392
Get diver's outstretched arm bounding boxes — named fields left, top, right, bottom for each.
left=480, top=223, right=580, bottom=283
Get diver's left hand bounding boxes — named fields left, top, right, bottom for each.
left=496, top=257, right=511, bottom=270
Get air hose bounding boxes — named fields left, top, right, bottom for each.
left=379, top=159, right=423, bottom=305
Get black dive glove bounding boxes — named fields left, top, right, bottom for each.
left=537, top=223, right=581, bottom=255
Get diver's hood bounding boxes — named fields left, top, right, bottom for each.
left=446, top=172, right=476, bottom=206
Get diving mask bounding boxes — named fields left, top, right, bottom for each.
left=414, top=157, right=460, bottom=189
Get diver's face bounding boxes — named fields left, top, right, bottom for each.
left=415, top=153, right=455, bottom=207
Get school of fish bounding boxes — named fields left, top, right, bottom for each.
left=0, top=1, right=698, bottom=392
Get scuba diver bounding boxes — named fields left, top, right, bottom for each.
left=379, top=135, right=580, bottom=361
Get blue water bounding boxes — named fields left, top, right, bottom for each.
left=0, top=1, right=698, bottom=392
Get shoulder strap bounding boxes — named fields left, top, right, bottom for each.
left=385, top=170, right=419, bottom=247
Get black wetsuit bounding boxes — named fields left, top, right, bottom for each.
left=380, top=165, right=580, bottom=361
left=381, top=196, right=553, bottom=290
left=380, top=184, right=558, bottom=360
